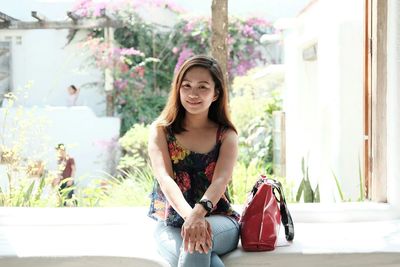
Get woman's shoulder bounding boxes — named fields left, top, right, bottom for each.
left=219, top=125, right=238, bottom=143
left=149, top=122, right=168, bottom=139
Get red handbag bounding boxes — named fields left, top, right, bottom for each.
left=240, top=175, right=294, bottom=251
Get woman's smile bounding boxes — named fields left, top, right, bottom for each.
left=187, top=100, right=202, bottom=105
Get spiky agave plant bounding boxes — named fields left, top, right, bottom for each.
left=296, top=157, right=320, bottom=203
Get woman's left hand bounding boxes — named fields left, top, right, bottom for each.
left=181, top=214, right=212, bottom=254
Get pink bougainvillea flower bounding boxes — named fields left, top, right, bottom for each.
left=135, top=66, right=145, bottom=77
left=72, top=0, right=92, bottom=12
left=114, top=79, right=128, bottom=91
left=174, top=47, right=193, bottom=73
left=246, top=17, right=270, bottom=27
left=120, top=47, right=144, bottom=56
left=119, top=63, right=129, bottom=73
left=93, top=2, right=106, bottom=17
left=184, top=21, right=195, bottom=33
left=172, top=47, right=179, bottom=54
left=242, top=24, right=256, bottom=38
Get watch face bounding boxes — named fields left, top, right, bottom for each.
left=200, top=199, right=213, bottom=212
left=206, top=201, right=212, bottom=210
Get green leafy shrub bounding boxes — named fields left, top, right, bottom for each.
left=230, top=68, right=284, bottom=174
left=118, top=123, right=150, bottom=172
left=229, top=161, right=295, bottom=204
left=0, top=90, right=61, bottom=207
left=99, top=166, right=153, bottom=207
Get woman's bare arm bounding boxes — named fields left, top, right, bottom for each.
left=182, top=128, right=238, bottom=253
left=194, top=128, right=238, bottom=214
left=148, top=124, right=193, bottom=219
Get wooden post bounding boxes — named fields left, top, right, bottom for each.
left=370, top=0, right=387, bottom=202
left=365, top=0, right=371, bottom=200
left=211, top=0, right=229, bottom=85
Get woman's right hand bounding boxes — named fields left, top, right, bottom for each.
left=181, top=213, right=212, bottom=254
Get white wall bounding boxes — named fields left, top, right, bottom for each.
left=284, top=0, right=365, bottom=202
left=0, top=28, right=106, bottom=116
left=387, top=0, right=400, bottom=208
left=0, top=106, right=120, bottom=186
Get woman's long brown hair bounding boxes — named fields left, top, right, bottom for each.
left=155, top=55, right=237, bottom=134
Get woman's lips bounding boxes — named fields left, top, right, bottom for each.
left=187, top=101, right=201, bottom=105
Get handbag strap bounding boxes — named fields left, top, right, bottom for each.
left=269, top=179, right=295, bottom=242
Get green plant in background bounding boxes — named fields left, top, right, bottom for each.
left=331, top=170, right=345, bottom=202
left=99, top=166, right=153, bottom=207
left=0, top=90, right=62, bottom=207
left=73, top=164, right=153, bottom=207
left=229, top=161, right=263, bottom=204
left=230, top=68, right=284, bottom=171
left=228, top=161, right=295, bottom=205
left=118, top=123, right=150, bottom=172
left=275, top=175, right=296, bottom=203
left=296, top=157, right=320, bottom=203
left=0, top=173, right=47, bottom=207
left=232, top=89, right=283, bottom=175
left=71, top=123, right=155, bottom=207
left=226, top=67, right=285, bottom=203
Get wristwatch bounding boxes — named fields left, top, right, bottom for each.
left=197, top=199, right=213, bottom=216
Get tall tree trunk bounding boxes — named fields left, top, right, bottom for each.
left=211, top=0, right=229, bottom=85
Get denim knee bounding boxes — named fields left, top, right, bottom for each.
left=178, top=248, right=211, bottom=267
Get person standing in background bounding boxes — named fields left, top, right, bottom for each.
left=53, top=143, right=76, bottom=206
left=66, top=85, right=79, bottom=106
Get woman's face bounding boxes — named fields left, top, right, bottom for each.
left=179, top=67, right=218, bottom=116
left=68, top=87, right=76, bottom=95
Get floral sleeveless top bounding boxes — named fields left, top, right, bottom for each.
left=148, top=125, right=240, bottom=227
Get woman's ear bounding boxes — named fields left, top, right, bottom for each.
left=213, top=89, right=220, bottom=101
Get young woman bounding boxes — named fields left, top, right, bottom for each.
left=148, top=55, right=240, bottom=267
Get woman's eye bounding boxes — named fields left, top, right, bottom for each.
left=182, top=84, right=190, bottom=89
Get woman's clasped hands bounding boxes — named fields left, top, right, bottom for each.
left=181, top=213, right=213, bottom=254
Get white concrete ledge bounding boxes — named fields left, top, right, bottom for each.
left=0, top=207, right=399, bottom=267
left=0, top=257, right=169, bottom=267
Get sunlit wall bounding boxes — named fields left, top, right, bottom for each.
left=283, top=0, right=365, bottom=202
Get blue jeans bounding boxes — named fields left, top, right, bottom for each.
left=154, top=215, right=240, bottom=267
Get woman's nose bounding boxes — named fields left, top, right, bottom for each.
left=188, top=88, right=199, bottom=97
